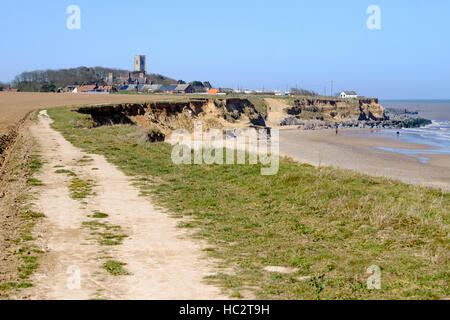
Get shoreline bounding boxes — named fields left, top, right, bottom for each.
left=279, top=128, right=450, bottom=191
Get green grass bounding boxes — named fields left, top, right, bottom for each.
left=82, top=220, right=127, bottom=246
left=96, top=233, right=127, bottom=246
left=0, top=282, right=33, bottom=290
left=30, top=109, right=41, bottom=122
left=77, top=157, right=94, bottom=163
left=102, top=260, right=131, bottom=276
left=27, top=178, right=44, bottom=186
left=55, top=169, right=76, bottom=176
left=247, top=98, right=268, bottom=118
left=91, top=211, right=109, bottom=219
left=29, top=155, right=43, bottom=172
left=69, top=177, right=94, bottom=199
left=47, top=106, right=450, bottom=300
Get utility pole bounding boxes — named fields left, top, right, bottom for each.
left=331, top=80, right=334, bottom=97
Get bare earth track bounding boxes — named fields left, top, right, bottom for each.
left=15, top=111, right=225, bottom=300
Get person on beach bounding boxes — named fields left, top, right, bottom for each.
left=335, top=125, right=339, bottom=135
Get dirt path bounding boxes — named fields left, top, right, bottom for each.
left=17, top=110, right=225, bottom=300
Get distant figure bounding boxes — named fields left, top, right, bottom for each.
left=335, top=125, right=339, bottom=135
left=396, top=131, right=400, bottom=137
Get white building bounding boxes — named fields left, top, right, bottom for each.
left=339, top=91, right=358, bottom=98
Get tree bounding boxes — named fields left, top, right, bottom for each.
left=40, top=82, right=56, bottom=92
left=191, top=81, right=203, bottom=87
left=191, top=81, right=207, bottom=93
left=290, top=88, right=318, bottom=96
left=202, top=81, right=212, bottom=89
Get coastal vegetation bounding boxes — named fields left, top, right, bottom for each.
left=46, top=106, right=449, bottom=299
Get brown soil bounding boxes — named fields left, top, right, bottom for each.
left=0, top=121, right=35, bottom=297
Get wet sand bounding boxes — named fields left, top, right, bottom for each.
left=279, top=128, right=450, bottom=191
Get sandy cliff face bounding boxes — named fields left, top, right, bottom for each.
left=77, top=97, right=390, bottom=136
left=77, top=98, right=266, bottom=135
left=285, top=98, right=387, bottom=122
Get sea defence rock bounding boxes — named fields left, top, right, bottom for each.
left=280, top=117, right=431, bottom=130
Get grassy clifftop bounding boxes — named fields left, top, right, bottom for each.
left=47, top=106, right=449, bottom=299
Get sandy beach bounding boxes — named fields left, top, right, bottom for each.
left=279, top=128, right=450, bottom=191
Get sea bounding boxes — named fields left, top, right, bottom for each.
left=350, top=100, right=450, bottom=163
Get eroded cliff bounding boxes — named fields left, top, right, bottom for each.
left=285, top=98, right=387, bottom=122
left=77, top=98, right=266, bottom=136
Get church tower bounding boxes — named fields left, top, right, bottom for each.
left=134, top=55, right=146, bottom=73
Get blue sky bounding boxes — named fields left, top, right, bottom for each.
left=0, top=0, right=449, bottom=99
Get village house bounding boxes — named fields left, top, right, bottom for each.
left=73, top=85, right=97, bottom=93
left=147, top=84, right=167, bottom=92
left=207, top=88, right=220, bottom=95
left=165, top=84, right=178, bottom=93
left=97, top=85, right=113, bottom=93
left=2, top=88, right=19, bottom=93
left=165, top=84, right=194, bottom=94
left=339, top=91, right=358, bottom=98
left=119, top=84, right=137, bottom=92
left=106, top=72, right=149, bottom=86
left=64, top=85, right=77, bottom=93
left=173, top=84, right=194, bottom=94
left=119, top=83, right=167, bottom=93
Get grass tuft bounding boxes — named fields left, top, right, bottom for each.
left=102, top=260, right=131, bottom=276
left=69, top=177, right=94, bottom=199
left=91, top=211, right=109, bottom=219
left=55, top=169, right=76, bottom=176
left=27, top=178, right=44, bottom=186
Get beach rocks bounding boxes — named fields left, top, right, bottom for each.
left=280, top=117, right=303, bottom=126
left=279, top=111, right=432, bottom=130
left=277, top=97, right=432, bottom=130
